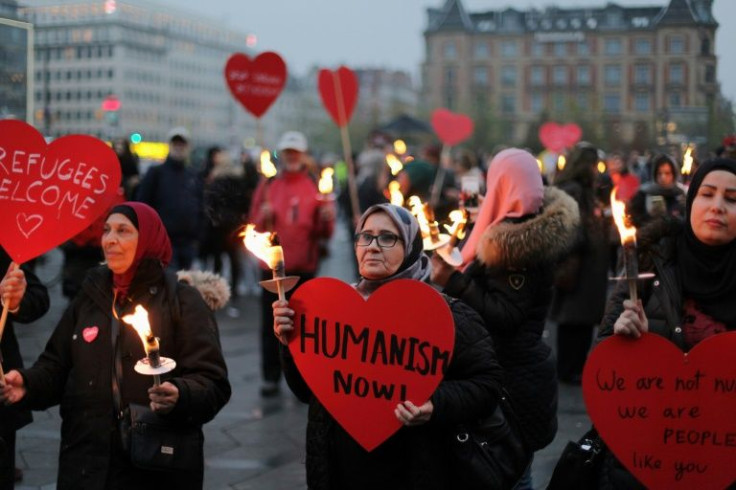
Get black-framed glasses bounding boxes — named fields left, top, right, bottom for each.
left=354, top=232, right=402, bottom=248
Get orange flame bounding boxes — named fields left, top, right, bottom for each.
left=318, top=167, right=334, bottom=194
left=260, top=150, right=277, bottom=178
left=557, top=155, right=566, bottom=171
left=393, top=139, right=407, bottom=155
left=386, top=153, right=403, bottom=176
left=242, top=224, right=283, bottom=269
left=408, top=196, right=429, bottom=237
left=121, top=305, right=159, bottom=355
left=611, top=188, right=636, bottom=245
left=597, top=161, right=607, bottom=174
left=443, top=209, right=468, bottom=241
left=388, top=180, right=404, bottom=206
left=682, top=146, right=693, bottom=175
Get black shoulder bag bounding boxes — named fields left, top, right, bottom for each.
left=112, top=294, right=203, bottom=472
left=546, top=426, right=605, bottom=489
left=449, top=390, right=532, bottom=490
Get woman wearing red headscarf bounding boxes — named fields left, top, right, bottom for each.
left=0, top=202, right=231, bottom=490
left=431, top=148, right=580, bottom=489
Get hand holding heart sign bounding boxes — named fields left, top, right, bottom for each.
left=583, top=332, right=736, bottom=489
left=0, top=120, right=122, bottom=264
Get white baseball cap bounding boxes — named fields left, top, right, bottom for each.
left=167, top=126, right=190, bottom=143
left=277, top=131, right=308, bottom=152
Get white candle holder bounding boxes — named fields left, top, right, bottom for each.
left=134, top=356, right=176, bottom=386
left=436, top=244, right=463, bottom=266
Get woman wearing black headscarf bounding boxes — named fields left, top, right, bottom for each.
left=0, top=202, right=231, bottom=490
left=628, top=154, right=686, bottom=228
left=272, top=203, right=510, bottom=490
left=596, top=158, right=736, bottom=488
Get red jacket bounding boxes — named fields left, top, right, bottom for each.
left=249, top=171, right=334, bottom=273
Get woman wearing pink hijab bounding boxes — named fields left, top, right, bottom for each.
left=431, top=148, right=579, bottom=489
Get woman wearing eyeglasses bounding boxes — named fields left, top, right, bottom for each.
left=272, top=203, right=514, bottom=490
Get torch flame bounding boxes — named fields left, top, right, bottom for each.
left=393, top=139, right=407, bottom=155
left=682, top=146, right=693, bottom=176
left=260, top=150, right=277, bottom=178
left=611, top=188, right=637, bottom=245
left=386, top=154, right=403, bottom=176
left=536, top=159, right=544, bottom=173
left=242, top=224, right=283, bottom=269
left=443, top=209, right=468, bottom=240
left=557, top=155, right=566, bottom=172
left=408, top=196, right=430, bottom=238
left=121, top=305, right=158, bottom=355
left=597, top=161, right=607, bottom=174
left=388, top=180, right=404, bottom=206
left=318, top=167, right=334, bottom=194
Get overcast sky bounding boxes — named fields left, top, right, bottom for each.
left=167, top=0, right=736, bottom=102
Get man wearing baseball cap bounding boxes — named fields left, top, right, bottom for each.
left=248, top=131, right=335, bottom=397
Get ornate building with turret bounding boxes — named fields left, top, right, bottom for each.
left=422, top=0, right=722, bottom=150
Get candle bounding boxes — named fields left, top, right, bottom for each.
left=121, top=305, right=163, bottom=384
left=242, top=224, right=299, bottom=301
left=260, top=150, right=277, bottom=178
left=611, top=188, right=638, bottom=302
left=444, top=209, right=469, bottom=248
left=318, top=167, right=334, bottom=195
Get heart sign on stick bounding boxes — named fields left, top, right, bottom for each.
left=583, top=332, right=736, bottom=490
left=0, top=120, right=122, bottom=263
left=431, top=108, right=474, bottom=146
left=224, top=52, right=287, bottom=118
left=318, top=66, right=359, bottom=128
left=538, top=122, right=582, bottom=153
left=288, top=277, right=455, bottom=451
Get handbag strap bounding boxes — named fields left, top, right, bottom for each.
left=111, top=296, right=125, bottom=420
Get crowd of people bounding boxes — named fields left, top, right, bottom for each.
left=1, top=123, right=734, bottom=489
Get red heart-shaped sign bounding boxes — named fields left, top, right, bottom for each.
left=0, top=120, right=122, bottom=264
left=288, top=278, right=455, bottom=451
left=430, top=108, right=474, bottom=146
left=224, top=52, right=287, bottom=118
left=583, top=332, right=736, bottom=489
left=82, top=326, right=99, bottom=343
left=318, top=66, right=359, bottom=128
left=538, top=122, right=582, bottom=153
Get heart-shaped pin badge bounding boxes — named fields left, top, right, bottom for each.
left=0, top=120, right=122, bottom=264
left=82, top=326, right=99, bottom=343
left=583, top=332, right=736, bottom=489
left=318, top=66, right=359, bottom=128
left=224, top=52, right=287, bottom=118
left=538, top=122, right=582, bottom=153
left=288, top=278, right=455, bottom=451
left=430, top=108, right=474, bottom=146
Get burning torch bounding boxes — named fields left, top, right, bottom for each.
left=436, top=209, right=468, bottom=266
left=408, top=196, right=449, bottom=251
left=317, top=167, right=335, bottom=201
left=388, top=180, right=404, bottom=206
left=242, top=224, right=299, bottom=301
left=122, top=305, right=176, bottom=386
left=611, top=188, right=639, bottom=303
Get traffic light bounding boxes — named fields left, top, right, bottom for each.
left=130, top=132, right=142, bottom=144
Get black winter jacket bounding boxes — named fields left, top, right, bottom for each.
left=282, top=296, right=504, bottom=490
left=443, top=187, right=579, bottom=450
left=19, top=263, right=230, bottom=490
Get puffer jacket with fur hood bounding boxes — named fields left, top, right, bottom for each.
left=443, top=186, right=580, bottom=450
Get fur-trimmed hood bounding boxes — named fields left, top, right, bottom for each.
left=176, top=270, right=231, bottom=311
left=475, top=186, right=580, bottom=268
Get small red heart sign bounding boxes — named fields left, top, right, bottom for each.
left=538, top=122, right=582, bottom=153
left=318, top=66, right=359, bottom=128
left=224, top=52, right=287, bottom=118
left=430, top=108, right=474, bottom=146
left=583, top=332, right=736, bottom=489
left=288, top=278, right=455, bottom=451
left=0, top=120, right=122, bottom=264
left=82, top=326, right=99, bottom=343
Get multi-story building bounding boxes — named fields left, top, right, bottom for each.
left=1, top=0, right=33, bottom=122
left=422, top=0, right=720, bottom=150
left=19, top=0, right=254, bottom=145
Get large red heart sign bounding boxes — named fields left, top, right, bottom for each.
left=318, top=66, right=359, bottom=128
left=288, top=277, right=455, bottom=451
left=224, top=52, right=287, bottom=118
left=538, top=122, right=582, bottom=153
left=431, top=108, right=474, bottom=146
left=583, top=332, right=736, bottom=489
left=0, top=120, right=122, bottom=263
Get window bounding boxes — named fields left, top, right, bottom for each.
left=531, top=93, right=544, bottom=113
left=669, top=36, right=685, bottom=55
left=473, top=67, right=488, bottom=86
left=705, top=65, right=715, bottom=83
left=634, top=64, right=651, bottom=84
left=500, top=41, right=518, bottom=58
left=577, top=65, right=591, bottom=85
left=669, top=92, right=681, bottom=108
left=501, top=94, right=516, bottom=114
left=554, top=43, right=566, bottom=57
left=701, top=38, right=711, bottom=56
left=530, top=66, right=544, bottom=86
left=604, top=38, right=622, bottom=56
left=669, top=63, right=684, bottom=84
left=577, top=42, right=590, bottom=56
left=501, top=65, right=517, bottom=86
left=634, top=38, right=652, bottom=55
left=576, top=93, right=589, bottom=110
left=634, top=93, right=650, bottom=112
left=553, top=66, right=567, bottom=85
left=443, top=41, right=457, bottom=59
left=604, top=94, right=620, bottom=113
left=553, top=93, right=565, bottom=112
left=474, top=42, right=489, bottom=59
left=531, top=42, right=544, bottom=57
left=604, top=65, right=621, bottom=86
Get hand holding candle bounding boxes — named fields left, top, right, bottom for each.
left=122, top=305, right=176, bottom=386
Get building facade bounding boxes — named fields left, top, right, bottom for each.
left=19, top=0, right=255, bottom=145
left=422, top=0, right=719, bottom=150
left=0, top=0, right=33, bottom=122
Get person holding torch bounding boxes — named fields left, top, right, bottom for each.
left=594, top=158, right=736, bottom=487
left=0, top=202, right=230, bottom=490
